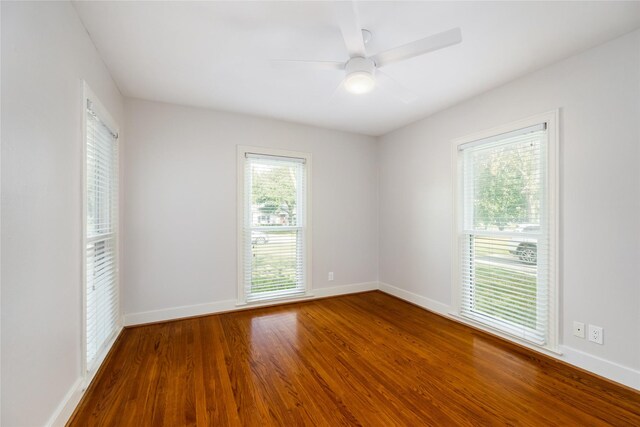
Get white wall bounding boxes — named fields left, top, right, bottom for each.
left=122, top=99, right=378, bottom=321
left=1, top=2, right=124, bottom=425
left=379, top=30, right=640, bottom=387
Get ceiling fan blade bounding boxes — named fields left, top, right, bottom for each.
left=334, top=1, right=366, bottom=58
left=329, top=80, right=347, bottom=102
left=270, top=60, right=345, bottom=71
left=372, top=28, right=462, bottom=68
left=376, top=71, right=418, bottom=104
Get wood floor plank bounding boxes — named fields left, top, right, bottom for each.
left=68, top=291, right=640, bottom=426
left=197, top=316, right=242, bottom=426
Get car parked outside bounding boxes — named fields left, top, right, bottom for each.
left=251, top=232, right=269, bottom=245
left=508, top=224, right=539, bottom=264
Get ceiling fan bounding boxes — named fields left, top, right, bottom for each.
left=272, top=2, right=462, bottom=102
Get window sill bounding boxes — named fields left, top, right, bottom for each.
left=236, top=291, right=315, bottom=308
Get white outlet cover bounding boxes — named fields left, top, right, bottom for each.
left=573, top=321, right=585, bottom=338
left=588, top=325, right=604, bottom=344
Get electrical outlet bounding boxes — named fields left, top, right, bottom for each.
left=573, top=321, right=585, bottom=338
left=328, top=272, right=334, bottom=281
left=588, top=325, right=603, bottom=345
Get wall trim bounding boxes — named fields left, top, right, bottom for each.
left=560, top=345, right=640, bottom=390
left=378, top=281, right=450, bottom=315
left=313, top=281, right=379, bottom=298
left=124, top=298, right=237, bottom=326
left=46, top=325, right=123, bottom=427
left=45, top=378, right=84, bottom=427
left=123, top=281, right=379, bottom=326
left=378, top=281, right=640, bottom=391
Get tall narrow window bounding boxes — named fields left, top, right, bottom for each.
left=238, top=147, right=311, bottom=303
left=85, top=94, right=119, bottom=370
left=455, top=114, right=557, bottom=349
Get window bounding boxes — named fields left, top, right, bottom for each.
left=454, top=112, right=558, bottom=350
left=237, top=147, right=311, bottom=303
left=84, top=86, right=120, bottom=371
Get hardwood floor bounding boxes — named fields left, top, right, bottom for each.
left=68, top=291, right=640, bottom=426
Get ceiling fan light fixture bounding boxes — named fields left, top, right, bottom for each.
left=344, top=57, right=376, bottom=94
left=344, top=71, right=376, bottom=94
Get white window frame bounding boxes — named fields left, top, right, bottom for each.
left=81, top=82, right=122, bottom=385
left=451, top=110, right=559, bottom=353
left=236, top=145, right=313, bottom=305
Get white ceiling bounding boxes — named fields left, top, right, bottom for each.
left=73, top=1, right=640, bottom=136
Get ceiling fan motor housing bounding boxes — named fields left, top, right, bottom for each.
left=345, top=57, right=376, bottom=76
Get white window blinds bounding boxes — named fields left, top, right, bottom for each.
left=242, top=153, right=308, bottom=302
left=85, top=100, right=119, bottom=369
left=458, top=123, right=554, bottom=346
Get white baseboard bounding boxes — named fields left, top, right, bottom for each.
left=560, top=345, right=640, bottom=390
left=124, top=298, right=237, bottom=326
left=378, top=281, right=640, bottom=391
left=124, top=281, right=379, bottom=326
left=313, top=281, right=379, bottom=298
left=46, top=378, right=84, bottom=427
left=378, top=281, right=450, bottom=315
left=46, top=324, right=124, bottom=427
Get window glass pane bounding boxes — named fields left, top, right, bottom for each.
left=250, top=160, right=300, bottom=227
left=86, top=113, right=116, bottom=237
left=250, top=230, right=301, bottom=294
left=468, top=135, right=542, bottom=231
left=462, top=235, right=540, bottom=330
